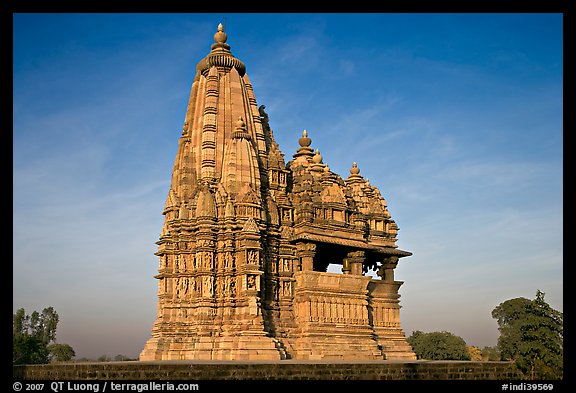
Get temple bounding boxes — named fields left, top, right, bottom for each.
left=140, top=24, right=416, bottom=361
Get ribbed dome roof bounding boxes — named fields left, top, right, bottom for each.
left=196, top=23, right=246, bottom=76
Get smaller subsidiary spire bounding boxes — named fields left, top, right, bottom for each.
left=294, top=130, right=314, bottom=159
left=312, top=149, right=323, bottom=164
left=346, top=162, right=364, bottom=183
left=310, top=148, right=325, bottom=173
left=350, top=162, right=360, bottom=175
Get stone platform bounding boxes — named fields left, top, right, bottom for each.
left=13, top=360, right=522, bottom=380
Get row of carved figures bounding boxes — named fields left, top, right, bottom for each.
left=159, top=252, right=298, bottom=273
left=160, top=275, right=294, bottom=300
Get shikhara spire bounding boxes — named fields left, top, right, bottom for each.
left=140, top=24, right=416, bottom=361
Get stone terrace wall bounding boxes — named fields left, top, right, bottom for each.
left=14, top=361, right=522, bottom=380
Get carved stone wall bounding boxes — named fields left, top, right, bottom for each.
left=288, top=271, right=382, bottom=360
left=14, top=362, right=524, bottom=380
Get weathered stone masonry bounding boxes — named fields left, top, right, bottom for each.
left=139, top=24, right=416, bottom=361
left=14, top=361, right=522, bottom=380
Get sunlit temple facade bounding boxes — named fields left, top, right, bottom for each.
left=140, top=24, right=416, bottom=361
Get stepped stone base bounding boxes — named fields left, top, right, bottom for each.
left=140, top=335, right=283, bottom=361
left=286, top=334, right=383, bottom=360
left=374, top=329, right=418, bottom=360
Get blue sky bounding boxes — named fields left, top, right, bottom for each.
left=13, top=13, right=563, bottom=359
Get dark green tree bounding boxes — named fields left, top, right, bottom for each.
left=492, top=290, right=563, bottom=379
left=407, top=330, right=471, bottom=360
left=113, top=354, right=132, bottom=361
left=492, top=297, right=533, bottom=360
left=48, top=343, right=76, bottom=362
left=13, top=307, right=74, bottom=364
left=13, top=334, right=49, bottom=364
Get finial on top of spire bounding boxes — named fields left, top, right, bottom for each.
left=346, top=161, right=363, bottom=183
left=198, top=22, right=246, bottom=76
left=299, top=130, right=312, bottom=148
left=350, top=162, right=361, bottom=175
left=293, top=129, right=314, bottom=159
left=312, top=149, right=323, bottom=164
left=214, top=22, right=227, bottom=44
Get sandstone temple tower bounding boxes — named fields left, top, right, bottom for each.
left=140, top=24, right=416, bottom=361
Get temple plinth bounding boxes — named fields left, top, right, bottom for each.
left=140, top=24, right=416, bottom=361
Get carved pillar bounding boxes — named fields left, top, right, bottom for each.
left=342, top=259, right=351, bottom=274
left=344, top=250, right=365, bottom=275
left=296, top=242, right=316, bottom=271
left=377, top=256, right=399, bottom=282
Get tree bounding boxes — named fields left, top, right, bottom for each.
left=467, top=345, right=483, bottom=361
left=13, top=334, right=49, bottom=364
left=114, top=354, right=132, bottom=361
left=492, top=297, right=533, bottom=360
left=98, top=355, right=111, bottom=362
left=407, top=330, right=471, bottom=360
left=13, top=307, right=75, bottom=364
left=48, top=343, right=76, bottom=362
left=492, top=290, right=563, bottom=379
left=481, top=346, right=501, bottom=361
